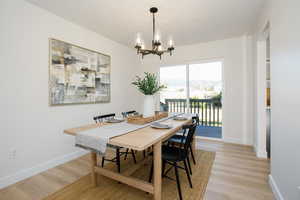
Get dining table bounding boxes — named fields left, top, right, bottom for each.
left=64, top=114, right=193, bottom=200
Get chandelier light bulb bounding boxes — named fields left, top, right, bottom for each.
left=136, top=37, right=141, bottom=45
left=154, top=33, right=160, bottom=42
left=135, top=33, right=142, bottom=47
left=168, top=39, right=174, bottom=47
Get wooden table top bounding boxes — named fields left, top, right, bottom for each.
left=64, top=117, right=192, bottom=151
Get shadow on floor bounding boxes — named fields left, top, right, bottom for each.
left=195, top=125, right=222, bottom=138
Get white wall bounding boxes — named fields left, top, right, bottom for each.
left=254, top=0, right=300, bottom=199
left=0, top=0, right=142, bottom=188
left=140, top=36, right=255, bottom=145
left=268, top=0, right=300, bottom=199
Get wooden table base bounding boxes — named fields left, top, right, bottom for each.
left=90, top=152, right=97, bottom=187
left=65, top=116, right=193, bottom=200
left=153, top=141, right=162, bottom=200
left=90, top=141, right=162, bottom=200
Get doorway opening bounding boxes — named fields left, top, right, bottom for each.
left=255, top=23, right=271, bottom=159
left=160, top=61, right=223, bottom=139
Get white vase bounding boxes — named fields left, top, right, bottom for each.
left=143, top=95, right=155, bottom=117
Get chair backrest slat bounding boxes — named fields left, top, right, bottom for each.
left=122, top=110, right=137, bottom=118
left=178, top=122, right=197, bottom=157
left=94, top=113, right=116, bottom=123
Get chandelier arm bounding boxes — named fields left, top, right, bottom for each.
left=139, top=49, right=152, bottom=55
left=142, top=51, right=152, bottom=56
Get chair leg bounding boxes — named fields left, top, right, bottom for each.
left=124, top=148, right=129, bottom=160
left=174, top=162, right=183, bottom=200
left=101, top=156, right=105, bottom=167
left=189, top=144, right=196, bottom=164
left=131, top=149, right=137, bottom=164
left=183, top=160, right=193, bottom=188
left=148, top=162, right=153, bottom=183
left=143, top=150, right=146, bottom=158
left=116, top=148, right=121, bottom=173
left=186, top=155, right=192, bottom=175
left=162, top=160, right=166, bottom=176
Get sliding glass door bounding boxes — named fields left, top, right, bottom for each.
left=160, top=61, right=223, bottom=139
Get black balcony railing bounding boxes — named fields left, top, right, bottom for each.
left=163, top=98, right=222, bottom=127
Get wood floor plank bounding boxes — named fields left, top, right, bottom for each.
left=0, top=139, right=274, bottom=200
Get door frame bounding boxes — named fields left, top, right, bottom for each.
left=255, top=22, right=270, bottom=158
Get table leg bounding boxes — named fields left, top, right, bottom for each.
left=153, top=141, right=162, bottom=200
left=90, top=152, right=97, bottom=187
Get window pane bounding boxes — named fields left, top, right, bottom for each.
left=189, top=62, right=222, bottom=99
left=160, top=65, right=187, bottom=112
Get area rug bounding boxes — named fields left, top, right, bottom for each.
left=44, top=150, right=215, bottom=200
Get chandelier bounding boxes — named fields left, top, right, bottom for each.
left=134, top=7, right=175, bottom=59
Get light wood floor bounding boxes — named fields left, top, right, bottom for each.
left=0, top=139, right=274, bottom=200
left=200, top=140, right=274, bottom=200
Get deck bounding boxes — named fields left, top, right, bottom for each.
left=196, top=125, right=222, bottom=139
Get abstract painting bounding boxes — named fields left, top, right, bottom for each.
left=49, top=39, right=111, bottom=105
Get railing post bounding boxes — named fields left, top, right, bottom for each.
left=217, top=105, right=220, bottom=127
left=212, top=103, right=216, bottom=126
left=201, top=101, right=204, bottom=125
left=165, top=99, right=169, bottom=112
left=205, top=102, right=208, bottom=126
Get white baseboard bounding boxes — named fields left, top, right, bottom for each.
left=223, top=137, right=243, bottom=145
left=195, top=136, right=223, bottom=141
left=269, top=174, right=284, bottom=200
left=0, top=150, right=88, bottom=189
left=196, top=136, right=254, bottom=147
left=256, top=150, right=268, bottom=158
left=253, top=142, right=268, bottom=158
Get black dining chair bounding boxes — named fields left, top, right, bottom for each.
left=168, top=115, right=199, bottom=171
left=93, top=113, right=137, bottom=173
left=148, top=123, right=197, bottom=200
left=121, top=110, right=138, bottom=118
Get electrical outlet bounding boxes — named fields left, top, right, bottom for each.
left=9, top=149, right=16, bottom=159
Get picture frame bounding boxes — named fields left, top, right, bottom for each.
left=49, top=38, right=111, bottom=106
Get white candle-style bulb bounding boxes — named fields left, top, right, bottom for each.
left=154, top=33, right=160, bottom=42
left=135, top=33, right=142, bottom=46
left=158, top=45, right=162, bottom=51
left=141, top=43, right=145, bottom=50
left=168, top=39, right=174, bottom=47
left=136, top=37, right=141, bottom=45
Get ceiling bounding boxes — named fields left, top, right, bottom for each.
left=26, top=0, right=264, bottom=47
